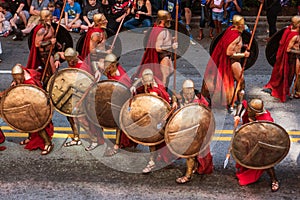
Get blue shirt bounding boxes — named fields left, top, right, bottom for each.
left=64, top=2, right=81, bottom=19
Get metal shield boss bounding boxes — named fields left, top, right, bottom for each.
left=84, top=80, right=131, bottom=128
left=119, top=93, right=171, bottom=146
left=1, top=84, right=53, bottom=133
left=165, top=103, right=216, bottom=158
left=209, top=30, right=259, bottom=70
left=231, top=121, right=290, bottom=169
left=46, top=68, right=94, bottom=117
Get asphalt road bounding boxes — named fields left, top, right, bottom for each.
left=0, top=26, right=300, bottom=200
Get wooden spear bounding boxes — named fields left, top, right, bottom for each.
left=229, top=0, right=265, bottom=111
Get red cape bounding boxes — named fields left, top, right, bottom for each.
left=133, top=24, right=165, bottom=82
left=236, top=100, right=274, bottom=186
left=27, top=24, right=44, bottom=70
left=136, top=83, right=170, bottom=103
left=69, top=59, right=93, bottom=75
left=202, top=26, right=240, bottom=107
left=81, top=26, right=104, bottom=65
left=107, top=65, right=132, bottom=88
left=264, top=25, right=298, bottom=102
left=23, top=73, right=54, bottom=151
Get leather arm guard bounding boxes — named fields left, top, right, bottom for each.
left=40, top=40, right=52, bottom=48
left=230, top=52, right=246, bottom=59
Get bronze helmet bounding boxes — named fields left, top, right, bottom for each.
left=93, top=13, right=108, bottom=29
left=232, top=15, right=245, bottom=33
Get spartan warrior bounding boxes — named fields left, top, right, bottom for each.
left=201, top=15, right=250, bottom=108
left=27, top=9, right=58, bottom=83
left=234, top=98, right=280, bottom=192
left=81, top=13, right=110, bottom=67
left=172, top=80, right=214, bottom=184
left=133, top=10, right=178, bottom=87
left=54, top=47, right=105, bottom=151
left=130, top=68, right=174, bottom=173
left=11, top=64, right=54, bottom=155
left=263, top=15, right=300, bottom=101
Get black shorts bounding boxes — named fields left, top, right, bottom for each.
left=181, top=0, right=192, bottom=9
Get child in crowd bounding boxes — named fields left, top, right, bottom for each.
left=48, top=1, right=61, bottom=22
left=0, top=2, right=12, bottom=37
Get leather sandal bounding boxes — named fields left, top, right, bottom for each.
left=85, top=142, right=99, bottom=151
left=20, top=138, right=30, bottom=145
left=41, top=143, right=54, bottom=155
left=176, top=175, right=191, bottom=184
left=142, top=160, right=156, bottom=174
left=271, top=180, right=280, bottom=192
left=103, top=146, right=119, bottom=156
left=64, top=139, right=82, bottom=147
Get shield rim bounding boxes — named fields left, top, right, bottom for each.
left=84, top=79, right=130, bottom=129
left=46, top=68, right=95, bottom=117
left=1, top=84, right=53, bottom=133
left=164, top=103, right=215, bottom=158
left=231, top=121, right=290, bottom=170
left=119, top=93, right=171, bottom=146
left=265, top=27, right=287, bottom=67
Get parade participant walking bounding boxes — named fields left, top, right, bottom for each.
left=80, top=13, right=109, bottom=68
left=263, top=16, right=300, bottom=102
left=201, top=15, right=250, bottom=108
left=174, top=79, right=213, bottom=184
left=54, top=47, right=105, bottom=151
left=234, top=98, right=280, bottom=192
left=11, top=64, right=54, bottom=155
left=26, top=9, right=58, bottom=83
left=133, top=10, right=178, bottom=87
left=130, top=68, right=174, bottom=173
left=97, top=53, right=136, bottom=156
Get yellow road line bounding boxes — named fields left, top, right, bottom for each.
left=3, top=132, right=300, bottom=142
left=1, top=126, right=300, bottom=135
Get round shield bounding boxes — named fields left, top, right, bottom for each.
left=76, top=27, right=122, bottom=59
left=46, top=68, right=95, bottom=117
left=119, top=93, right=171, bottom=146
left=164, top=103, right=215, bottom=158
left=209, top=30, right=259, bottom=70
left=28, top=23, right=73, bottom=59
left=231, top=121, right=290, bottom=170
left=84, top=80, right=131, bottom=129
left=265, top=27, right=287, bottom=67
left=1, top=84, right=53, bottom=133
left=143, top=21, right=190, bottom=58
